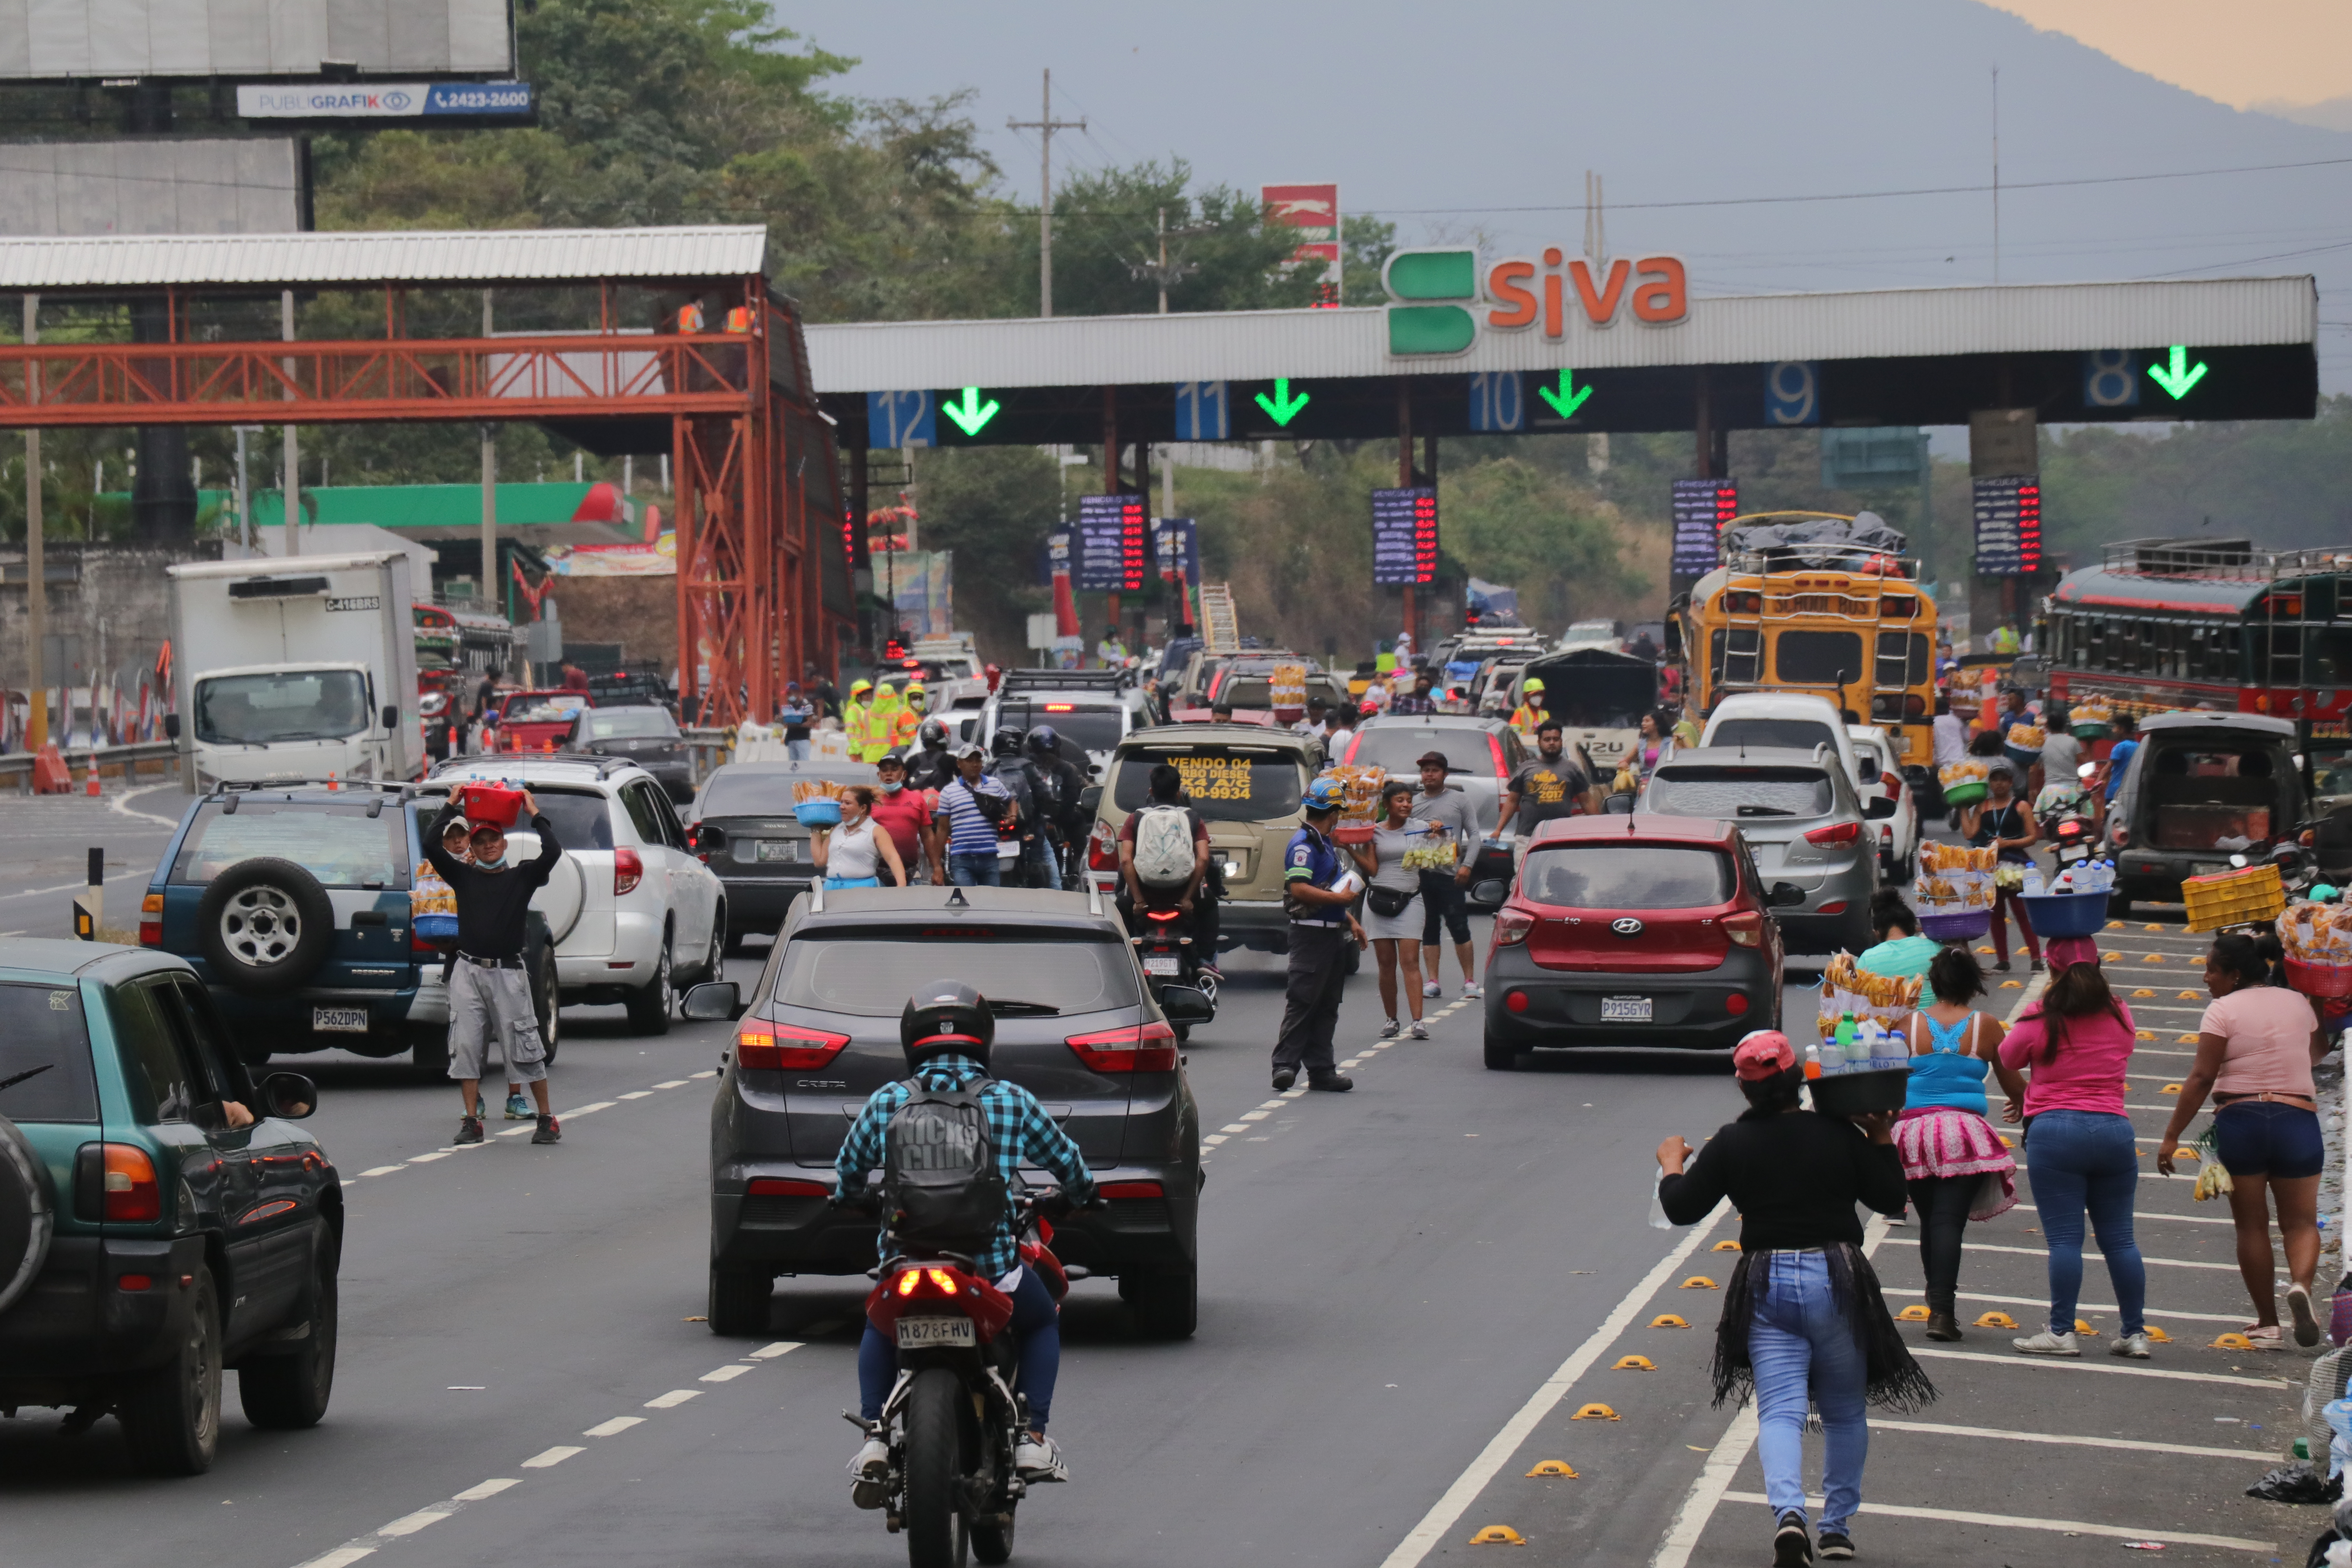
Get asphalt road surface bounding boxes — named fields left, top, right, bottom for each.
left=2, top=790, right=2337, bottom=1567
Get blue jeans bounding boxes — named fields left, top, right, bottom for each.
left=786, top=738, right=811, bottom=761
left=2022, top=1109, right=2146, bottom=1335
left=1750, top=1251, right=1869, bottom=1536
left=860, top=1265, right=1061, bottom=1429
left=947, top=851, right=1003, bottom=887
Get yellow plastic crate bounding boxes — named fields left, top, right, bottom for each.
left=2182, top=862, right=2285, bottom=934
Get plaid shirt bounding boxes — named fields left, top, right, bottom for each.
left=1387, top=691, right=1437, bottom=715
left=835, top=1054, right=1095, bottom=1278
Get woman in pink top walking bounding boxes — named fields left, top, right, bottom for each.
left=2156, top=933, right=2329, bottom=1347
left=1995, top=954, right=2151, bottom=1359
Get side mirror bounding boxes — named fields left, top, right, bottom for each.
left=1468, top=877, right=1510, bottom=909
left=1864, top=796, right=1898, bottom=820
left=1078, top=784, right=1104, bottom=819
left=259, top=1071, right=318, bottom=1120
left=1158, top=985, right=1214, bottom=1025
left=1603, top=792, right=1635, bottom=815
left=681, top=980, right=743, bottom=1022
left=381, top=704, right=399, bottom=730
left=1768, top=882, right=1807, bottom=909
left=163, top=713, right=181, bottom=740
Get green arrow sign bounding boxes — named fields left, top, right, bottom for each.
left=2146, top=345, right=2208, bottom=401
left=1535, top=368, right=1593, bottom=420
left=1254, top=378, right=1310, bottom=427
left=940, top=386, right=1001, bottom=436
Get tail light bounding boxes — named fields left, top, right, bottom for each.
left=138, top=891, right=163, bottom=947
left=102, top=1144, right=160, bottom=1223
left=1817, top=900, right=1849, bottom=915
left=1879, top=771, right=1900, bottom=799
left=893, top=1266, right=963, bottom=1299
left=1493, top=908, right=1534, bottom=947
left=735, top=1020, right=850, bottom=1071
left=697, top=826, right=724, bottom=865
left=1724, top=591, right=1762, bottom=614
left=1065, top=1020, right=1180, bottom=1073
left=1723, top=910, right=1764, bottom=947
left=1099, top=1180, right=1165, bottom=1199
left=1144, top=909, right=1180, bottom=924
left=1089, top=820, right=1119, bottom=872
left=614, top=846, right=643, bottom=895
left=1904, top=694, right=1926, bottom=718
left=746, top=1176, right=831, bottom=1197
left=1487, top=733, right=1507, bottom=778
left=1804, top=820, right=1862, bottom=848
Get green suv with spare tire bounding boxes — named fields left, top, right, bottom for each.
left=0, top=938, right=338, bottom=1474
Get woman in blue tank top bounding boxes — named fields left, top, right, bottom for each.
left=1892, top=946, right=2028, bottom=1343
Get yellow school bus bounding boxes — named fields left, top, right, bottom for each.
left=1671, top=512, right=1938, bottom=766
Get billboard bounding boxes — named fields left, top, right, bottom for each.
left=0, top=138, right=299, bottom=234
left=0, top=0, right=514, bottom=80
left=1262, top=181, right=1340, bottom=303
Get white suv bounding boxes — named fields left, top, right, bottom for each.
left=427, top=754, right=726, bottom=1034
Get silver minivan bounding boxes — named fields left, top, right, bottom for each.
left=1637, top=744, right=1885, bottom=957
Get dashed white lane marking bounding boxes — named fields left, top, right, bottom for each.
left=2005, top=1200, right=2231, bottom=1226
left=1965, top=1241, right=2240, bottom=1271
left=700, top=1364, right=753, bottom=1383
left=563, top=1101, right=617, bottom=1117
left=1377, top=1202, right=1733, bottom=1568
left=520, top=1445, right=583, bottom=1468
left=452, top=1479, right=518, bottom=1502
left=357, top=1165, right=404, bottom=1179
left=406, top=1151, right=450, bottom=1163
left=654, top=1079, right=690, bottom=1088
left=376, top=1506, right=457, bottom=1537
left=1717, top=1492, right=2271, bottom=1553
left=748, top=1341, right=800, bottom=1359
left=690, top=1069, right=717, bottom=1079
left=295, top=1550, right=377, bottom=1568
left=619, top=1090, right=653, bottom=1099
left=583, top=1416, right=644, bottom=1437
left=1218, top=1123, right=1249, bottom=1134
left=497, top=1125, right=534, bottom=1138
left=1238, top=1110, right=1270, bottom=1122
left=644, top=1389, right=701, bottom=1408
left=1869, top=1418, right=2274, bottom=1461
left=1912, top=1346, right=2288, bottom=1388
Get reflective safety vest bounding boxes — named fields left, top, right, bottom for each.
left=859, top=695, right=901, bottom=762
left=1509, top=702, right=1545, bottom=739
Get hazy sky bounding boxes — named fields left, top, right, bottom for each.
left=1989, top=0, right=2352, bottom=107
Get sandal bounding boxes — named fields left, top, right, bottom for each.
left=2239, top=1323, right=2286, bottom=1350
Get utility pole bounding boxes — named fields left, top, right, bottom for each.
left=481, top=290, right=499, bottom=632
left=22, top=294, right=44, bottom=754
left=281, top=289, right=299, bottom=557
left=1129, top=206, right=1213, bottom=314
left=1991, top=66, right=2001, bottom=286
left=1008, top=69, right=1084, bottom=318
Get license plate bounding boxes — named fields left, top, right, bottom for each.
left=312, top=1007, right=369, bottom=1033
left=896, top=1316, right=975, bottom=1349
left=1600, top=996, right=1652, bottom=1024
left=755, top=840, right=801, bottom=862
left=1143, top=953, right=1181, bottom=976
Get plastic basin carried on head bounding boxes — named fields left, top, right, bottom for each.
left=458, top=782, right=524, bottom=828
left=1809, top=1067, right=1911, bottom=1117
left=1942, top=781, right=1987, bottom=808
left=1920, top=909, right=1991, bottom=942
left=2285, top=957, right=2352, bottom=1000
left=793, top=799, right=843, bottom=828
left=2018, top=890, right=2109, bottom=938
left=2071, top=722, right=2113, bottom=742
left=414, top=913, right=460, bottom=942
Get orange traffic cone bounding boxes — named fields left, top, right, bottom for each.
left=327, top=771, right=338, bottom=791
left=84, top=753, right=100, bottom=796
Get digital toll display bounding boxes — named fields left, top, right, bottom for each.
left=1075, top=494, right=1148, bottom=592
left=1670, top=478, right=1739, bottom=576
left=1371, top=486, right=1439, bottom=586
left=1972, top=475, right=2043, bottom=575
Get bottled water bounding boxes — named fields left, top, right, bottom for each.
left=2024, top=866, right=2045, bottom=896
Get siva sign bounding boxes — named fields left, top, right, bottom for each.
left=1384, top=247, right=1689, bottom=356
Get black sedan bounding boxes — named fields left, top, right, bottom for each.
left=688, top=760, right=875, bottom=947
left=577, top=704, right=694, bottom=800
left=685, top=885, right=1208, bottom=1339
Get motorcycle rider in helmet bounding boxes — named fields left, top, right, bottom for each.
left=838, top=984, right=1097, bottom=1500
left=908, top=716, right=956, bottom=792
left=989, top=726, right=1056, bottom=889
left=1024, top=725, right=1085, bottom=890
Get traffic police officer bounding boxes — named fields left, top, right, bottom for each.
left=1272, top=776, right=1363, bottom=1093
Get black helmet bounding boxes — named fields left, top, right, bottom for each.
left=1025, top=724, right=1059, bottom=755
left=991, top=726, right=1025, bottom=758
left=899, top=982, right=994, bottom=1070
left=917, top=717, right=947, bottom=749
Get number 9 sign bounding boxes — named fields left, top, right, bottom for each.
left=1764, top=361, right=1820, bottom=426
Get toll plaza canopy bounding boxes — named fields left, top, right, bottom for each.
left=807, top=275, right=2317, bottom=446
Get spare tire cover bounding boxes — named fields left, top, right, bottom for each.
left=513, top=833, right=585, bottom=945
left=197, top=857, right=337, bottom=995
left=0, top=1114, right=53, bottom=1316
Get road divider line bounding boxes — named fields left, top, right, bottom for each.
left=701, top=1364, right=753, bottom=1383
left=563, top=1102, right=617, bottom=1117
left=1377, top=1201, right=1732, bottom=1568
left=1868, top=1417, right=2274, bottom=1461
left=644, top=1389, right=701, bottom=1408
left=619, top=1091, right=653, bottom=1099
left=520, top=1445, right=583, bottom=1468
left=2002, top=1201, right=2233, bottom=1225
left=1912, top=1346, right=2288, bottom=1387
left=654, top=1078, right=689, bottom=1088
left=294, top=1550, right=376, bottom=1568
left=584, top=1416, right=644, bottom=1437
left=1964, top=1242, right=2239, bottom=1271
left=357, top=1165, right=404, bottom=1178
left=1717, top=1491, right=2272, bottom=1552
left=375, top=1505, right=457, bottom=1537
left=749, top=1341, right=801, bottom=1359
left=452, top=1479, right=518, bottom=1501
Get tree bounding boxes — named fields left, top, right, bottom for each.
left=1009, top=160, right=1324, bottom=318
left=1440, top=459, right=1648, bottom=628
left=904, top=447, right=1062, bottom=661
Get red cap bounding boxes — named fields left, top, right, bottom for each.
left=1732, top=1030, right=1796, bottom=1081
left=2046, top=935, right=2100, bottom=972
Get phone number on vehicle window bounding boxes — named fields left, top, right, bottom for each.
left=1175, top=757, right=1252, bottom=802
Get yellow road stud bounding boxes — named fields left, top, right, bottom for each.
left=2104, top=951, right=2123, bottom=961
left=2146, top=1326, right=2172, bottom=1343
left=2178, top=991, right=2200, bottom=1000
left=1712, top=1240, right=1742, bottom=1252
left=1680, top=1276, right=1718, bottom=1290
left=1896, top=1304, right=1931, bottom=1321
left=1651, top=1314, right=1690, bottom=1328
left=1614, top=1355, right=1656, bottom=1371
left=1975, top=1310, right=2019, bottom=1329
left=2107, top=920, right=2124, bottom=929
left=2132, top=989, right=2154, bottom=998
left=2161, top=1083, right=2183, bottom=1094
left=2143, top=954, right=2164, bottom=964
left=2211, top=1332, right=2256, bottom=1350
left=1571, top=1403, right=1620, bottom=1421
left=1976, top=945, right=1995, bottom=955
left=2135, top=1030, right=2155, bottom=1040
left=2074, top=1319, right=2100, bottom=1336
left=1526, top=1461, right=1579, bottom=1477
left=2144, top=923, right=2162, bottom=931
left=2001, top=979, right=2022, bottom=988
left=1998, top=1135, right=2015, bottom=1148
left=1469, top=1525, right=1526, bottom=1545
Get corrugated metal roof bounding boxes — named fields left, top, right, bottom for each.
left=0, top=226, right=768, bottom=289
left=806, top=276, right=2317, bottom=392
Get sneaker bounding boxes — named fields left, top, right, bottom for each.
left=2012, top=1329, right=2081, bottom=1357
left=1886, top=1209, right=1909, bottom=1227
left=472, top=1094, right=486, bottom=1120
left=1993, top=958, right=2012, bottom=973
left=1380, top=1017, right=1402, bottom=1039
left=1410, top=1021, right=1429, bottom=1040
left=1461, top=982, right=1483, bottom=999
left=1774, top=1509, right=1813, bottom=1567
left=532, top=1113, right=563, bottom=1145
left=1422, top=980, right=1441, bottom=999
left=2029, top=957, right=2046, bottom=974
left=1014, top=1432, right=1068, bottom=1483
left=2109, top=1332, right=2154, bottom=1359
left=1307, top=1072, right=1355, bottom=1093
left=2288, top=1283, right=2322, bottom=1347
left=504, top=1092, right=533, bottom=1121
left=1816, top=1530, right=1855, bottom=1561
left=1271, top=1067, right=1297, bottom=1092
left=848, top=1435, right=890, bottom=1509
left=454, top=1116, right=484, bottom=1146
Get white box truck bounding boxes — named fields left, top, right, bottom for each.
left=167, top=550, right=421, bottom=789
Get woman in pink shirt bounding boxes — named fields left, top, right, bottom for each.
left=1995, top=956, right=2150, bottom=1358
left=2156, top=933, right=2328, bottom=1347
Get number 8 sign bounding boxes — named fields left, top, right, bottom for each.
left=2082, top=350, right=2140, bottom=408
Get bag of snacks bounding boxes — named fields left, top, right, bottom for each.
left=1939, top=759, right=1990, bottom=805
left=1818, top=951, right=1925, bottom=1034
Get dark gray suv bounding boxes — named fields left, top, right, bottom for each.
left=693, top=886, right=1207, bottom=1338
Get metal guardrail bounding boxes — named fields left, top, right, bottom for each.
left=0, top=740, right=178, bottom=795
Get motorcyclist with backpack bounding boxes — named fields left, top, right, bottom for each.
left=838, top=984, right=1097, bottom=1499
left=989, top=726, right=1056, bottom=889
left=1025, top=725, right=1087, bottom=889
left=1120, top=762, right=1221, bottom=976
left=907, top=717, right=956, bottom=793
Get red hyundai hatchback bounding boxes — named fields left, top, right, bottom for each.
left=1480, top=815, right=1798, bottom=1069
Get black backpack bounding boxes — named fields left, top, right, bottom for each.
left=880, top=1079, right=1007, bottom=1254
